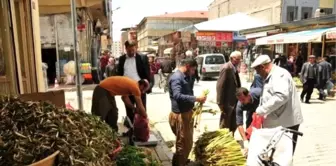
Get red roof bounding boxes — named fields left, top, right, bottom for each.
left=149, top=11, right=208, bottom=19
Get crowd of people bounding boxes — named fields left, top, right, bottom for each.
left=90, top=40, right=334, bottom=166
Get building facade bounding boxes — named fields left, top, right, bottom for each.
left=111, top=41, right=122, bottom=57
left=319, top=0, right=335, bottom=14
left=208, top=0, right=320, bottom=24
left=137, top=11, right=208, bottom=52
left=120, top=27, right=137, bottom=53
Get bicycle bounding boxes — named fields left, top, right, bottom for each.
left=247, top=127, right=303, bottom=166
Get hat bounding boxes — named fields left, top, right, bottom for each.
left=251, top=55, right=271, bottom=68
left=308, top=55, right=316, bottom=58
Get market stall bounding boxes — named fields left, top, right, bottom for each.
left=0, top=93, right=165, bottom=166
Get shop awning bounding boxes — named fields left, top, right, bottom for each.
left=326, top=27, right=336, bottom=39
left=256, top=27, right=335, bottom=45
left=164, top=48, right=173, bottom=54
left=194, top=13, right=269, bottom=32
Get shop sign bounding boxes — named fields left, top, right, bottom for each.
left=196, top=32, right=233, bottom=42
left=326, top=31, right=336, bottom=39
left=198, top=41, right=216, bottom=47
left=215, top=32, right=233, bottom=42
left=196, top=35, right=216, bottom=41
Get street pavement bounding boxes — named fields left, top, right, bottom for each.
left=63, top=74, right=336, bottom=165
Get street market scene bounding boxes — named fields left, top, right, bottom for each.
left=0, top=0, right=336, bottom=165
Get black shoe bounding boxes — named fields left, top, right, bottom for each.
left=300, top=97, right=304, bottom=102
left=305, top=101, right=310, bottom=104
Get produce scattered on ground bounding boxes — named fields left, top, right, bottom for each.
left=115, top=146, right=160, bottom=166
left=0, top=96, right=118, bottom=166
left=193, top=90, right=218, bottom=129
left=194, top=129, right=246, bottom=166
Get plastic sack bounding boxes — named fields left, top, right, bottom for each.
left=133, top=114, right=150, bottom=142
left=246, top=113, right=264, bottom=140
left=247, top=127, right=293, bottom=166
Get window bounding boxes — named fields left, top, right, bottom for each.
left=286, top=6, right=298, bottom=22
left=301, top=7, right=313, bottom=19
left=321, top=8, right=333, bottom=15
left=205, top=55, right=225, bottom=64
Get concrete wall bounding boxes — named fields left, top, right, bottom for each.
left=208, top=0, right=320, bottom=24
left=208, top=0, right=282, bottom=24
left=334, top=0, right=336, bottom=14
left=282, top=0, right=319, bottom=23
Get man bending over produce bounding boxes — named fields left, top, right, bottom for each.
left=91, top=76, right=149, bottom=132
left=168, top=58, right=207, bottom=166
left=235, top=87, right=261, bottom=154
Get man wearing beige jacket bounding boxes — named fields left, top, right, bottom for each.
left=251, top=54, right=303, bottom=154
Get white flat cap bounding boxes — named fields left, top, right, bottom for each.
left=251, top=55, right=271, bottom=68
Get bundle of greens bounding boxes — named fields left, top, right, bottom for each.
left=0, top=96, right=117, bottom=166
left=194, top=129, right=246, bottom=166
left=192, top=90, right=218, bottom=129
left=115, top=146, right=160, bottom=166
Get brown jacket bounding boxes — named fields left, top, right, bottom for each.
left=216, top=62, right=241, bottom=114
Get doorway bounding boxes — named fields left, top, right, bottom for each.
left=42, top=48, right=57, bottom=85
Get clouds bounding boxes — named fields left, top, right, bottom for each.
left=111, top=0, right=212, bottom=40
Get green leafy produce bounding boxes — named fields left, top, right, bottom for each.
left=115, top=146, right=160, bottom=166
left=193, top=90, right=218, bottom=129
left=194, top=129, right=246, bottom=166
left=293, top=77, right=303, bottom=86
left=0, top=96, right=117, bottom=166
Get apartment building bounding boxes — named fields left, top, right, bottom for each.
left=136, top=11, right=208, bottom=52
left=208, top=0, right=320, bottom=24
left=111, top=41, right=122, bottom=57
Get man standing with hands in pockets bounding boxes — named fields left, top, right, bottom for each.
left=168, top=58, right=207, bottom=166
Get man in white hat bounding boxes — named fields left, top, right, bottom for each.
left=251, top=54, right=303, bottom=154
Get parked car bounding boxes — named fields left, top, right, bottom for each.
left=196, top=53, right=226, bottom=80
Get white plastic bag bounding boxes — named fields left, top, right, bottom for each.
left=247, top=127, right=293, bottom=166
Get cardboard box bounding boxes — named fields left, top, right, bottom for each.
left=19, top=90, right=66, bottom=108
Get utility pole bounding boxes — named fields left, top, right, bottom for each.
left=70, top=0, right=83, bottom=111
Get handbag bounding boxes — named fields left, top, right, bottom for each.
left=246, top=113, right=264, bottom=140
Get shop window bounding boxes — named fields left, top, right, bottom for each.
left=286, top=6, right=298, bottom=22
left=301, top=7, right=313, bottom=19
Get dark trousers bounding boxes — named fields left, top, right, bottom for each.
left=288, top=124, right=300, bottom=154
left=150, top=75, right=155, bottom=89
left=91, top=86, right=118, bottom=131
left=301, top=79, right=316, bottom=102
left=318, top=79, right=327, bottom=99
left=124, top=94, right=147, bottom=125
left=219, top=110, right=237, bottom=133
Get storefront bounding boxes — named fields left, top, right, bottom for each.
left=196, top=31, right=233, bottom=57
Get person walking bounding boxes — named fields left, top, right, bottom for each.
left=105, top=57, right=118, bottom=77
left=91, top=76, right=148, bottom=132
left=251, top=55, right=303, bottom=154
left=300, top=55, right=318, bottom=104
left=317, top=56, right=332, bottom=100
left=216, top=51, right=242, bottom=132
left=168, top=58, right=206, bottom=166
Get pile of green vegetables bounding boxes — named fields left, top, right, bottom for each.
left=194, top=129, right=246, bottom=166
left=115, top=146, right=160, bottom=166
left=0, top=96, right=117, bottom=166
left=293, top=77, right=303, bottom=87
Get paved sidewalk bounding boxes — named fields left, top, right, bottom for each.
left=63, top=74, right=336, bottom=165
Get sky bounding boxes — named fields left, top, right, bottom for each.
left=111, top=0, right=213, bottom=41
